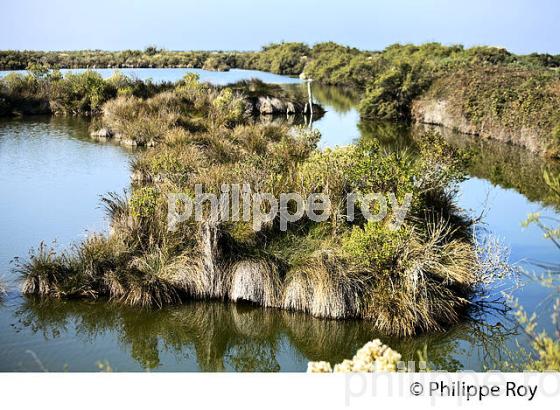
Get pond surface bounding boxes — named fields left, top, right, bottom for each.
left=0, top=69, right=558, bottom=371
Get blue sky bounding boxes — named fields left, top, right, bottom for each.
left=1, top=0, right=558, bottom=53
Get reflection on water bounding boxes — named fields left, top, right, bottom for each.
left=2, top=297, right=516, bottom=372
left=0, top=68, right=303, bottom=86
left=417, top=124, right=560, bottom=209
left=0, top=69, right=558, bottom=372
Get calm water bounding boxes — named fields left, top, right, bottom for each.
left=0, top=69, right=557, bottom=371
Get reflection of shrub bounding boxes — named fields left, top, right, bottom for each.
left=0, top=279, right=6, bottom=296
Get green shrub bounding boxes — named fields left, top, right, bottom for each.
left=250, top=42, right=310, bottom=75
left=49, top=70, right=115, bottom=114
left=359, top=62, right=433, bottom=120
left=129, top=187, right=159, bottom=219
left=342, top=221, right=409, bottom=270
left=211, top=88, right=245, bottom=126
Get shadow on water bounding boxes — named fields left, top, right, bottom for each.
left=11, top=297, right=518, bottom=372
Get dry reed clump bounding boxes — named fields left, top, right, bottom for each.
left=101, top=93, right=182, bottom=145
left=229, top=259, right=282, bottom=308
left=118, top=251, right=181, bottom=308
left=168, top=254, right=208, bottom=298
left=282, top=251, right=363, bottom=319
left=101, top=192, right=137, bottom=238
left=199, top=222, right=229, bottom=298
left=230, top=123, right=287, bottom=155
left=307, top=339, right=402, bottom=373
left=362, top=218, right=479, bottom=337
left=18, top=243, right=77, bottom=298
left=18, top=234, right=184, bottom=308
left=120, top=272, right=180, bottom=308
left=131, top=144, right=206, bottom=185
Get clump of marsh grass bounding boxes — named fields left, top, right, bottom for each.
left=229, top=259, right=282, bottom=308
left=120, top=252, right=181, bottom=308
left=18, top=242, right=76, bottom=298
left=101, top=191, right=134, bottom=238
left=100, top=92, right=182, bottom=145
left=17, top=236, right=183, bottom=308
left=359, top=216, right=503, bottom=337
left=131, top=144, right=205, bottom=185
left=18, top=94, right=508, bottom=339
left=168, top=254, right=209, bottom=298
left=283, top=251, right=364, bottom=319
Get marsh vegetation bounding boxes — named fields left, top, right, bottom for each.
left=0, top=78, right=554, bottom=370
left=1, top=43, right=558, bottom=367
left=3, top=42, right=559, bottom=155
left=15, top=72, right=511, bottom=337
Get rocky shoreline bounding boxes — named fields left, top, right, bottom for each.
left=411, top=98, right=552, bottom=156
left=91, top=94, right=325, bottom=147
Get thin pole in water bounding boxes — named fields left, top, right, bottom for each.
left=306, top=78, right=314, bottom=125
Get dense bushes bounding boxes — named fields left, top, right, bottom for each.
left=412, top=66, right=560, bottom=156
left=0, top=69, right=171, bottom=116
left=0, top=49, right=214, bottom=70
left=2, top=42, right=559, bottom=133
left=297, top=42, right=376, bottom=87
left=49, top=71, right=114, bottom=113
left=241, top=43, right=311, bottom=75
left=358, top=62, right=432, bottom=120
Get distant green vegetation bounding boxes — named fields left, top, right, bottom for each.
left=241, top=43, right=311, bottom=75
left=414, top=66, right=560, bottom=157
left=3, top=42, right=559, bottom=155
left=0, top=68, right=171, bottom=115
left=0, top=68, right=314, bottom=119
left=0, top=47, right=217, bottom=70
